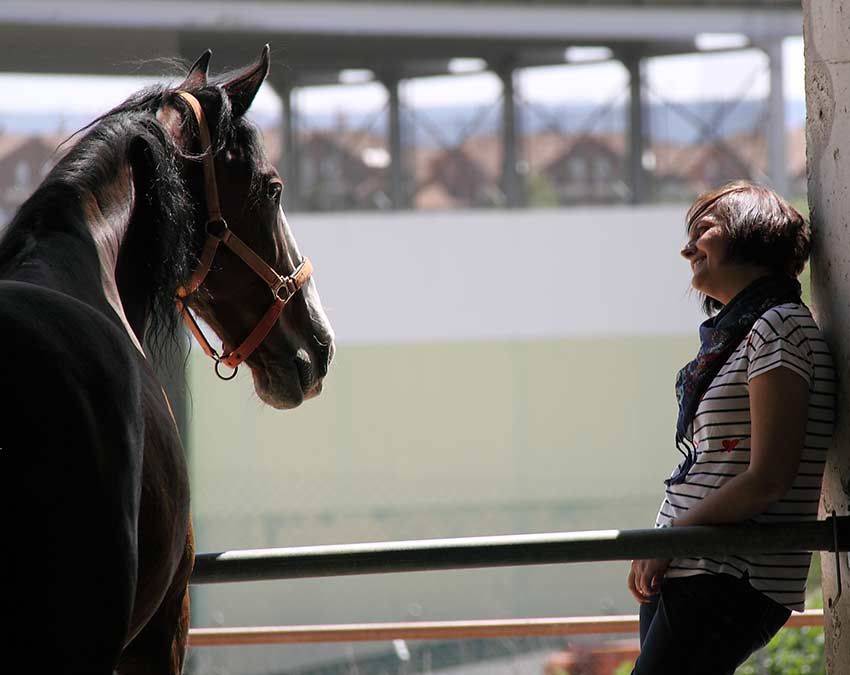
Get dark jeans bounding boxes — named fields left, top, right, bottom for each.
left=632, top=573, right=791, bottom=675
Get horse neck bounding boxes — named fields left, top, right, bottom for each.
left=2, top=161, right=147, bottom=355
left=87, top=164, right=148, bottom=354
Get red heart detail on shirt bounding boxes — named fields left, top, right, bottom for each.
left=722, top=439, right=739, bottom=452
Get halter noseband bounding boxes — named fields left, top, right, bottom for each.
left=174, top=91, right=313, bottom=380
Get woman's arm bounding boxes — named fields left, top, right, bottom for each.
left=629, top=366, right=810, bottom=602
left=673, top=366, right=809, bottom=527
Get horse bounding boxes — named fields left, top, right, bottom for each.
left=0, top=46, right=334, bottom=674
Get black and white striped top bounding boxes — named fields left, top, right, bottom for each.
left=655, top=303, right=836, bottom=612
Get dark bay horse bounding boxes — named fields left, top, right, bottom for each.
left=0, top=47, right=333, bottom=674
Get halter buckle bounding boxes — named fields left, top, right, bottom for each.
left=272, top=277, right=296, bottom=303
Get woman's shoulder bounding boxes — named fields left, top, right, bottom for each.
left=748, top=303, right=833, bottom=371
left=754, top=303, right=818, bottom=337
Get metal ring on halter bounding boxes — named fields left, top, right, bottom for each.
left=206, top=218, right=228, bottom=238
left=214, top=360, right=238, bottom=381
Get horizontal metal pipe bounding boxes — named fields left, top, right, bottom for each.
left=187, top=610, right=826, bottom=646
left=191, top=516, right=849, bottom=585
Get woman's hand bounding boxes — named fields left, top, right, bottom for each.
left=628, top=558, right=671, bottom=603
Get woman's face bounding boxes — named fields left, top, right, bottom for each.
left=681, top=213, right=731, bottom=302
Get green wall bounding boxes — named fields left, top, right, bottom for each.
left=189, top=333, right=698, bottom=540
left=186, top=333, right=700, bottom=670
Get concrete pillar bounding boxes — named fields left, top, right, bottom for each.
left=803, top=2, right=850, bottom=672
left=496, top=60, right=524, bottom=208
left=763, top=39, right=790, bottom=197
left=269, top=73, right=300, bottom=212
left=623, top=51, right=649, bottom=204
left=382, top=73, right=406, bottom=210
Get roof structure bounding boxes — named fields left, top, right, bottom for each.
left=0, top=1, right=802, bottom=208
left=0, top=1, right=802, bottom=82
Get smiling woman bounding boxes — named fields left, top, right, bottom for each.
left=628, top=181, right=835, bottom=675
left=681, top=181, right=810, bottom=313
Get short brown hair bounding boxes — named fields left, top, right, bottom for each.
left=686, top=181, right=810, bottom=312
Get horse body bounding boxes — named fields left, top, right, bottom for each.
left=0, top=47, right=332, bottom=674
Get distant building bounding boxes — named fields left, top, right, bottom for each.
left=420, top=147, right=500, bottom=208
left=297, top=132, right=390, bottom=211
left=406, top=125, right=809, bottom=210
left=682, top=141, right=755, bottom=192
left=540, top=134, right=629, bottom=205
left=0, top=121, right=809, bottom=223
left=0, top=134, right=61, bottom=224
left=412, top=135, right=501, bottom=209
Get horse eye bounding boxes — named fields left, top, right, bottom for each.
left=268, top=181, right=283, bottom=203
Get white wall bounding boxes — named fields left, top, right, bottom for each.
left=291, top=204, right=704, bottom=345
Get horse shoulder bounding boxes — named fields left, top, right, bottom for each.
left=0, top=281, right=145, bottom=475
left=130, top=360, right=193, bottom=632
left=0, top=281, right=147, bottom=665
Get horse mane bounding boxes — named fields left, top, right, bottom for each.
left=0, top=73, right=267, bottom=357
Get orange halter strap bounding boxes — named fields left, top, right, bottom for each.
left=174, top=91, right=312, bottom=380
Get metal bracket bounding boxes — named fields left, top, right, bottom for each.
left=828, top=511, right=845, bottom=609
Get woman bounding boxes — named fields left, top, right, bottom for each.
left=629, top=181, right=836, bottom=674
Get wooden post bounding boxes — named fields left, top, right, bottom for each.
left=803, top=2, right=850, bottom=672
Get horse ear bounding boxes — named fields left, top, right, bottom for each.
left=222, top=44, right=270, bottom=117
left=180, top=50, right=211, bottom=90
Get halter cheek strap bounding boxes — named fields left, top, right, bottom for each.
left=173, top=91, right=313, bottom=379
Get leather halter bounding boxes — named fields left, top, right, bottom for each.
left=174, top=91, right=313, bottom=380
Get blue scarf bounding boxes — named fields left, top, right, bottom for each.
left=666, top=274, right=803, bottom=486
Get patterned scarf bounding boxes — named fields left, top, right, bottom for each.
left=666, top=274, right=803, bottom=486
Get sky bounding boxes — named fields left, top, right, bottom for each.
left=0, top=37, right=804, bottom=127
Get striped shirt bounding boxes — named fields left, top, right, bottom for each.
left=655, top=303, right=836, bottom=611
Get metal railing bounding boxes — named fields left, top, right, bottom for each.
left=187, top=610, right=826, bottom=647
left=187, top=516, right=848, bottom=647
left=192, top=516, right=849, bottom=584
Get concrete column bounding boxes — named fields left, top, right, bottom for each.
left=763, top=39, right=790, bottom=197
left=269, top=73, right=300, bottom=212
left=496, top=60, right=524, bottom=208
left=623, top=51, right=649, bottom=204
left=803, top=2, right=850, bottom=672
left=382, top=73, right=406, bottom=210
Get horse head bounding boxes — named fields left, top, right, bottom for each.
left=161, top=47, right=334, bottom=409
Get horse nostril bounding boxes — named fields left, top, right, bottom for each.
left=313, top=339, right=334, bottom=377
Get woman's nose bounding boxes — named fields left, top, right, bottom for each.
left=681, top=241, right=696, bottom=259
